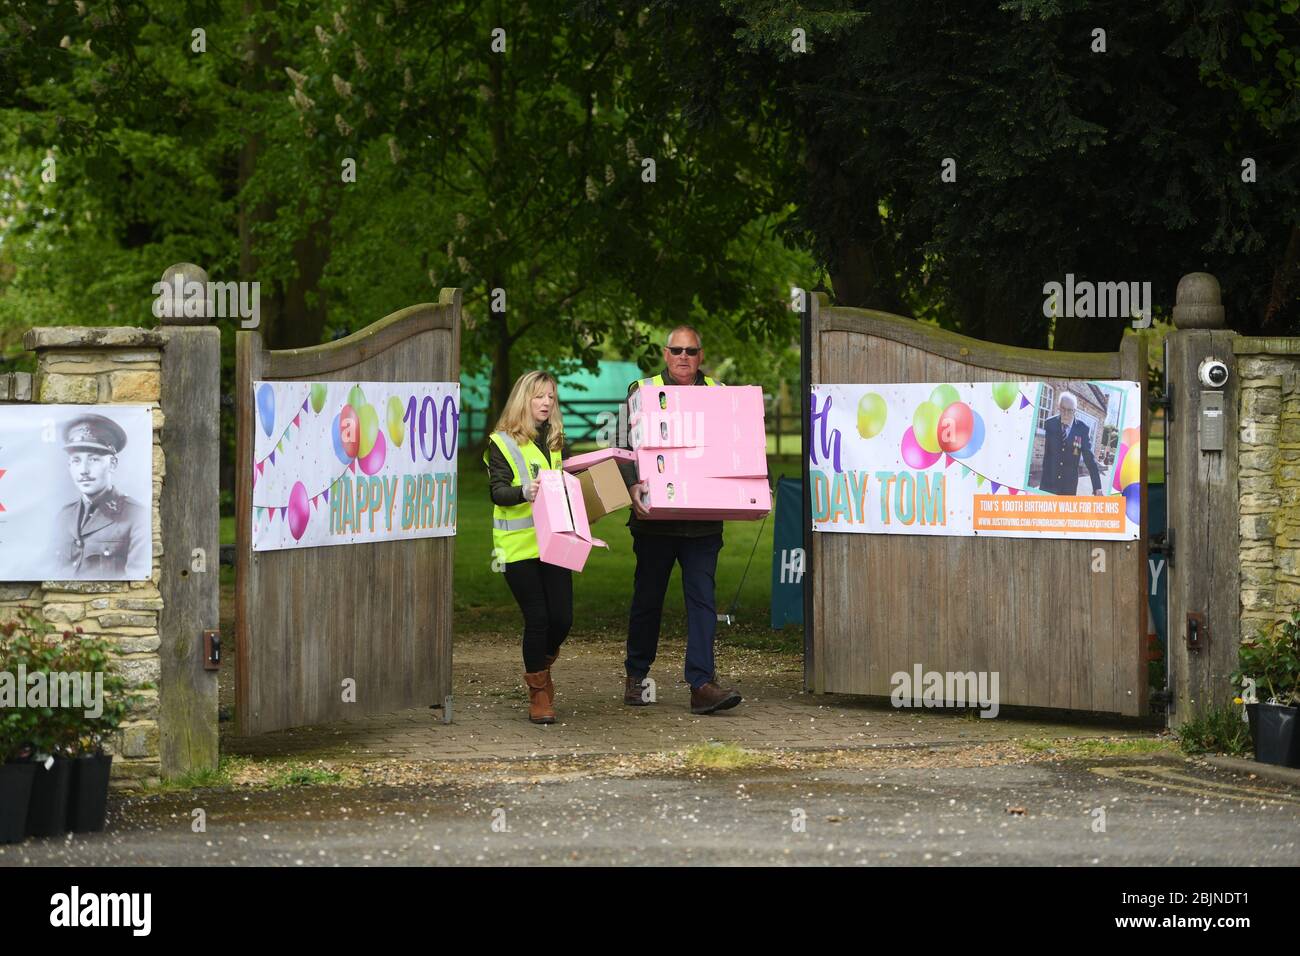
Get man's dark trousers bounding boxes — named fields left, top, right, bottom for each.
left=626, top=531, right=723, bottom=689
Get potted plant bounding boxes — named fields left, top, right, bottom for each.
left=0, top=620, right=38, bottom=844
left=17, top=618, right=76, bottom=839
left=56, top=630, right=135, bottom=833
left=1233, top=610, right=1300, bottom=768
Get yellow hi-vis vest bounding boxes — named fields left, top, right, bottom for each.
left=484, top=430, right=562, bottom=564
left=636, top=374, right=720, bottom=389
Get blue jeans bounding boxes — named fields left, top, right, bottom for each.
left=625, top=532, right=723, bottom=689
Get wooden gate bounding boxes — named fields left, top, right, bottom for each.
left=803, top=293, right=1149, bottom=715
left=235, top=290, right=461, bottom=735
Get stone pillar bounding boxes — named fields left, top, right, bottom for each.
left=1165, top=274, right=1240, bottom=727
left=16, top=327, right=168, bottom=785
left=1234, top=336, right=1300, bottom=646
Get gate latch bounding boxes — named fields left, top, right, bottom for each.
left=1149, top=526, right=1173, bottom=569
left=203, top=629, right=221, bottom=671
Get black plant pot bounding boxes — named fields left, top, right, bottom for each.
left=66, top=753, right=113, bottom=834
left=0, top=762, right=36, bottom=844
left=25, top=757, right=72, bottom=838
left=1246, top=702, right=1300, bottom=768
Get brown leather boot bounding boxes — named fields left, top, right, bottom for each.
left=543, top=651, right=559, bottom=702
left=690, top=680, right=742, bottom=715
left=624, top=674, right=651, bottom=706
left=524, top=670, right=555, bottom=724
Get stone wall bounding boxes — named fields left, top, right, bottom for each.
left=0, top=328, right=166, bottom=786
left=1236, top=337, right=1300, bottom=645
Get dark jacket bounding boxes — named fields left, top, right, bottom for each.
left=617, top=368, right=724, bottom=538
left=1038, top=415, right=1103, bottom=495
left=485, top=421, right=568, bottom=506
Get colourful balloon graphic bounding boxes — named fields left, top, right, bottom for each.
left=900, top=426, right=942, bottom=469
left=386, top=395, right=406, bottom=447
left=1121, top=427, right=1140, bottom=448
left=339, top=404, right=360, bottom=459
left=1120, top=441, right=1141, bottom=488
left=288, top=481, right=310, bottom=541
left=930, top=385, right=961, bottom=413
left=1123, top=483, right=1141, bottom=525
left=359, top=429, right=387, bottom=475
left=347, top=384, right=366, bottom=412
left=992, top=382, right=1018, bottom=410
left=856, top=392, right=887, bottom=439
left=310, top=382, right=327, bottom=414
left=949, top=410, right=985, bottom=460
left=257, top=383, right=275, bottom=437
left=358, top=404, right=380, bottom=457
left=936, top=401, right=974, bottom=453
left=1112, top=443, right=1130, bottom=492
left=331, top=412, right=351, bottom=465
left=912, top=402, right=942, bottom=454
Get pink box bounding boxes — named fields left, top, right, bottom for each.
left=636, top=475, right=771, bottom=520
left=635, top=444, right=768, bottom=481
left=532, top=469, right=607, bottom=571
left=629, top=384, right=764, bottom=420
left=629, top=385, right=766, bottom=450
left=561, top=447, right=634, bottom=473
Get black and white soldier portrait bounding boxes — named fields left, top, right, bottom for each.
left=0, top=405, right=153, bottom=583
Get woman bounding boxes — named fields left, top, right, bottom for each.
left=483, top=371, right=572, bottom=724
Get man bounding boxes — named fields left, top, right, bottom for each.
left=617, top=326, right=743, bottom=715
left=1037, top=391, right=1103, bottom=496
left=54, top=414, right=149, bottom=579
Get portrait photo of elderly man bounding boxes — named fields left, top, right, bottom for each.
left=53, top=413, right=150, bottom=579
left=1035, top=390, right=1104, bottom=497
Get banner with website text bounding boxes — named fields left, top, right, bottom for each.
left=251, top=381, right=459, bottom=552
left=809, top=380, right=1141, bottom=540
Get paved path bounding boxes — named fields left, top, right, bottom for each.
left=9, top=753, right=1297, bottom=866
left=225, top=637, right=1155, bottom=762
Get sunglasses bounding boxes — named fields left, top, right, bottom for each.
left=666, top=346, right=701, bottom=356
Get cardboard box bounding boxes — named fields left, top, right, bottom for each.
left=532, top=469, right=608, bottom=571
left=629, top=383, right=764, bottom=421
left=562, top=448, right=634, bottom=473
left=574, top=458, right=631, bottom=524
left=635, top=444, right=768, bottom=481
left=629, top=385, right=766, bottom=450
left=636, top=474, right=771, bottom=520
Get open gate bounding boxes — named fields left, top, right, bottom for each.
left=234, top=291, right=462, bottom=735
left=802, top=293, right=1150, bottom=715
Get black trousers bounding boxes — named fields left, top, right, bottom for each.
left=504, top=558, right=574, bottom=673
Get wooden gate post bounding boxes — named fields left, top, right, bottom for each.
left=1166, top=272, right=1241, bottom=727
left=157, top=263, right=221, bottom=775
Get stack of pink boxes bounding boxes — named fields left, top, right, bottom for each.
left=629, top=384, right=771, bottom=520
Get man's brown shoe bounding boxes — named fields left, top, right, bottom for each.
left=524, top=670, right=555, bottom=724
left=690, top=681, right=741, bottom=715
left=624, top=674, right=651, bottom=706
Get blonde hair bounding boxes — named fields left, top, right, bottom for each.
left=493, top=370, right=564, bottom=451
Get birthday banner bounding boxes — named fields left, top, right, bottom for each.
left=251, top=381, right=459, bottom=552
left=809, top=380, right=1141, bottom=540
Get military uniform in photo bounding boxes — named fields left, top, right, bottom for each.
left=54, top=415, right=149, bottom=579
